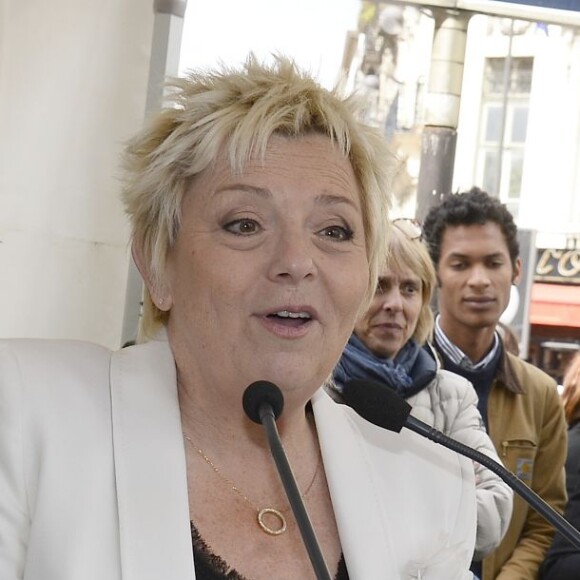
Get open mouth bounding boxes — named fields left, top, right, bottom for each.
left=267, top=310, right=313, bottom=327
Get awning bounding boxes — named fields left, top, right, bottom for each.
left=530, top=283, right=580, bottom=327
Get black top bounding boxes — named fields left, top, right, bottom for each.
left=191, top=522, right=349, bottom=580
left=539, top=421, right=580, bottom=580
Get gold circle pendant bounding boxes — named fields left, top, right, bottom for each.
left=257, top=507, right=287, bottom=535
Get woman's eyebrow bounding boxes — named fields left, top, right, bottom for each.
left=212, top=188, right=359, bottom=210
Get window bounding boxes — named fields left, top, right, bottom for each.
left=476, top=57, right=533, bottom=219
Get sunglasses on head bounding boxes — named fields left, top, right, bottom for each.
left=392, top=217, right=422, bottom=241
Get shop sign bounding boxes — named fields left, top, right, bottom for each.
left=535, top=248, right=580, bottom=284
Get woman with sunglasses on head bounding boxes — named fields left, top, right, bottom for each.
left=330, top=219, right=514, bottom=571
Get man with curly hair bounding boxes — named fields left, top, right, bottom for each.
left=423, top=188, right=568, bottom=580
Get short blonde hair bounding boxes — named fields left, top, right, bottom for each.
left=386, top=225, right=437, bottom=345
left=122, top=55, right=394, bottom=338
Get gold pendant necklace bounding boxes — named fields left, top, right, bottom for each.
left=184, top=435, right=320, bottom=536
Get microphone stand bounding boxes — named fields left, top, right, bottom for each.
left=407, top=415, right=580, bottom=551
left=258, top=403, right=333, bottom=580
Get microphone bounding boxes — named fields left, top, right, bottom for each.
left=242, top=380, right=284, bottom=423
left=242, top=381, right=332, bottom=580
left=342, top=378, right=580, bottom=551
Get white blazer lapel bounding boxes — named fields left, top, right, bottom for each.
left=312, top=389, right=399, bottom=580
left=110, top=336, right=195, bottom=580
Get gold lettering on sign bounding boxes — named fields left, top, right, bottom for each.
left=557, top=250, right=580, bottom=278
left=535, top=248, right=580, bottom=283
left=536, top=249, right=559, bottom=276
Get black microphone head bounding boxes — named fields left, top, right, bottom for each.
left=242, top=381, right=285, bottom=424
left=342, top=379, right=412, bottom=433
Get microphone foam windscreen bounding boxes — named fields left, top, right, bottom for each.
left=342, top=379, right=412, bottom=433
left=242, top=381, right=285, bottom=424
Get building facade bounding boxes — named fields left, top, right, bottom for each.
left=346, top=2, right=580, bottom=377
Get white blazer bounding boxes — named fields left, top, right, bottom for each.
left=0, top=336, right=476, bottom=580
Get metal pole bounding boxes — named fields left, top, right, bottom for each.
left=494, top=18, right=515, bottom=197
left=415, top=8, right=471, bottom=222
left=121, top=0, right=187, bottom=346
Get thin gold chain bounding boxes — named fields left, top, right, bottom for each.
left=183, top=434, right=321, bottom=535
left=184, top=435, right=320, bottom=510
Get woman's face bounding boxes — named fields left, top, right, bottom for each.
left=161, top=134, right=369, bottom=402
left=354, top=262, right=423, bottom=359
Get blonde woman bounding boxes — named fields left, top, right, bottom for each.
left=0, top=57, right=477, bottom=580
left=332, top=220, right=513, bottom=566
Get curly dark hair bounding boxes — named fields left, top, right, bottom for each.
left=422, top=187, right=520, bottom=268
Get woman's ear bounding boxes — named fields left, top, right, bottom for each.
left=131, top=241, right=173, bottom=311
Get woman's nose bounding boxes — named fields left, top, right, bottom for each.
left=380, top=288, right=402, bottom=311
left=268, top=232, right=316, bottom=284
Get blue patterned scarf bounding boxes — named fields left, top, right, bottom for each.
left=333, top=334, right=435, bottom=399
